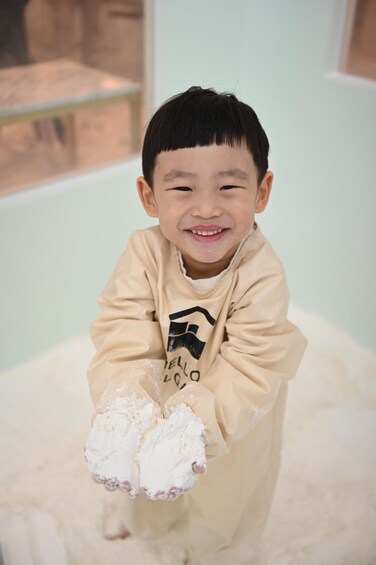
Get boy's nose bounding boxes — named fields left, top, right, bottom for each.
left=191, top=195, right=221, bottom=219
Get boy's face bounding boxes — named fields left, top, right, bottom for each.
left=137, top=143, right=273, bottom=279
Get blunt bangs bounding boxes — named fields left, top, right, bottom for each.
left=142, top=87, right=269, bottom=187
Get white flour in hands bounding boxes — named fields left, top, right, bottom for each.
left=85, top=397, right=206, bottom=501
left=84, top=395, right=160, bottom=496
left=138, top=404, right=207, bottom=501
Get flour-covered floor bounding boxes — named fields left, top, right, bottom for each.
left=0, top=306, right=375, bottom=564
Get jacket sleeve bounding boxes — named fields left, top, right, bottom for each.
left=165, top=268, right=307, bottom=458
left=87, top=232, right=165, bottom=410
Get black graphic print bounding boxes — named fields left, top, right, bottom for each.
left=167, top=306, right=216, bottom=360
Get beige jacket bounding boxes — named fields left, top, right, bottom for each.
left=88, top=224, right=307, bottom=563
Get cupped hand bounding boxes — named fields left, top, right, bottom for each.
left=84, top=395, right=160, bottom=496
left=137, top=404, right=207, bottom=501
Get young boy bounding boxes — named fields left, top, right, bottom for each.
left=84, top=86, right=307, bottom=563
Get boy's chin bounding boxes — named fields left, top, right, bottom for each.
left=180, top=252, right=235, bottom=279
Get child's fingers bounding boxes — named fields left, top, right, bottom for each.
left=91, top=474, right=140, bottom=497
left=145, top=487, right=187, bottom=501
left=169, top=487, right=182, bottom=495
left=92, top=473, right=106, bottom=484
left=192, top=462, right=207, bottom=474
left=104, top=478, right=119, bottom=491
left=118, top=480, right=132, bottom=492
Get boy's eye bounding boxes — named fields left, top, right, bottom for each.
left=221, top=185, right=238, bottom=190
left=171, top=186, right=192, bottom=192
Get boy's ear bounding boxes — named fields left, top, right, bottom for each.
left=255, top=171, right=273, bottom=213
left=137, top=176, right=159, bottom=218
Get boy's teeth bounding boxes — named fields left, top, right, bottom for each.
left=191, top=229, right=223, bottom=236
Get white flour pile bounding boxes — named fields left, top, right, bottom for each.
left=0, top=306, right=375, bottom=563
left=85, top=397, right=206, bottom=500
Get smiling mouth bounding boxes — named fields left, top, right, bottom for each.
left=189, top=228, right=226, bottom=237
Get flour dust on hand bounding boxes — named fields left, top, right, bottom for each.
left=84, top=397, right=206, bottom=501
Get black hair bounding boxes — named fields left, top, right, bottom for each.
left=142, top=86, right=269, bottom=187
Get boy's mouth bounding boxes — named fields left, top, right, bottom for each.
left=186, top=227, right=228, bottom=241
left=190, top=228, right=224, bottom=236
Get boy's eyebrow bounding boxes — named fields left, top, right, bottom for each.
left=163, top=170, right=197, bottom=182
left=216, top=169, right=249, bottom=180
left=163, top=168, right=249, bottom=182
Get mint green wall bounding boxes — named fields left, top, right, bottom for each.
left=0, top=160, right=155, bottom=370
left=1, top=0, right=375, bottom=370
